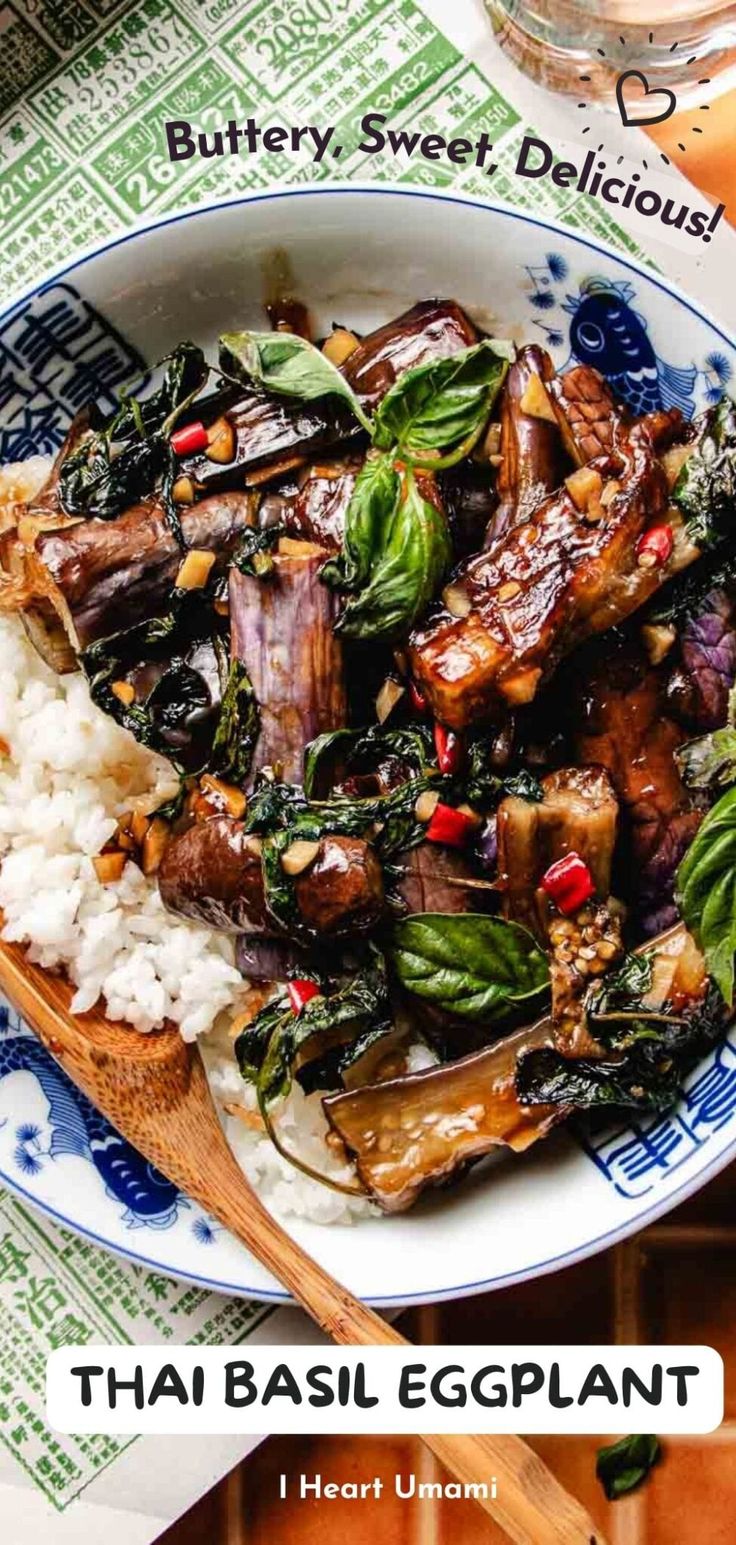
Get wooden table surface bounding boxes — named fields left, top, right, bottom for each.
left=157, top=86, right=736, bottom=1545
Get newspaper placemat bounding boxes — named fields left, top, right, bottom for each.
left=0, top=2, right=733, bottom=1542
left=0, top=1184, right=318, bottom=1545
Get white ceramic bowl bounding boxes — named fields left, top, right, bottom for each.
left=1, top=185, right=735, bottom=1306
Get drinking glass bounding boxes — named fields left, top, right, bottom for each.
left=484, top=0, right=736, bottom=108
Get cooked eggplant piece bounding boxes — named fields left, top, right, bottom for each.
left=395, top=841, right=491, bottom=916
left=281, top=458, right=361, bottom=550
left=409, top=418, right=696, bottom=729
left=486, top=345, right=565, bottom=544
left=665, top=578, right=736, bottom=732
left=323, top=1015, right=560, bottom=1212
left=497, top=765, right=621, bottom=1057
left=180, top=300, right=478, bottom=493
left=573, top=634, right=708, bottom=937
left=496, top=765, right=619, bottom=938
left=440, top=460, right=498, bottom=558
left=229, top=540, right=347, bottom=786
left=342, top=298, right=478, bottom=412
left=159, top=817, right=384, bottom=937
left=236, top=934, right=315, bottom=982
left=181, top=390, right=358, bottom=494
left=31, top=489, right=257, bottom=652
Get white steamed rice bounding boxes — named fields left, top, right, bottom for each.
left=0, top=456, right=377, bottom=1222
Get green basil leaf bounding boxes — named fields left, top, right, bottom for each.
left=234, top=991, right=291, bottom=1084
left=209, top=659, right=260, bottom=786
left=677, top=784, right=736, bottom=1003
left=391, top=912, right=549, bottom=1024
left=596, top=1436, right=660, bottom=1501
left=322, top=452, right=400, bottom=593
left=337, top=465, right=451, bottom=641
left=673, top=395, right=736, bottom=549
left=372, top=339, right=512, bottom=463
left=676, top=725, right=736, bottom=792
left=218, top=329, right=373, bottom=434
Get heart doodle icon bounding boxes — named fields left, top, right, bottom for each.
left=615, top=69, right=677, bottom=127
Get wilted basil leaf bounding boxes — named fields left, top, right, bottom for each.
left=303, top=721, right=433, bottom=800
left=518, top=984, right=725, bottom=1112
left=336, top=465, right=451, bottom=641
left=372, top=339, right=512, bottom=465
left=81, top=595, right=228, bottom=772
left=673, top=395, right=736, bottom=549
left=231, top=524, right=282, bottom=578
left=236, top=950, right=392, bottom=1108
left=391, top=912, right=549, bottom=1024
left=587, top=952, right=653, bottom=1019
left=209, top=659, right=260, bottom=786
left=596, top=1435, right=660, bottom=1501
left=60, top=342, right=207, bottom=525
left=677, top=784, right=736, bottom=1004
left=218, top=330, right=373, bottom=433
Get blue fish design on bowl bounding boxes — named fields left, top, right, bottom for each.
left=561, top=277, right=700, bottom=419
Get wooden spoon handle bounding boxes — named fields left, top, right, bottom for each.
left=0, top=940, right=605, bottom=1544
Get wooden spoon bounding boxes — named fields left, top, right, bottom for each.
left=0, top=937, right=605, bottom=1545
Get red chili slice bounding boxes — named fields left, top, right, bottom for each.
left=636, top=523, right=674, bottom=570
left=287, top=979, right=321, bottom=1016
left=409, top=680, right=428, bottom=715
left=170, top=421, right=209, bottom=457
left=426, top=802, right=475, bottom=848
left=540, top=852, right=595, bottom=915
left=434, top=722, right=463, bottom=774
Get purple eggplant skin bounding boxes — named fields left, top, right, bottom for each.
left=440, top=461, right=498, bottom=560
left=229, top=544, right=347, bottom=786
left=236, top=935, right=315, bottom=982
left=180, top=300, right=479, bottom=493
left=34, top=489, right=257, bottom=651
left=573, top=640, right=698, bottom=938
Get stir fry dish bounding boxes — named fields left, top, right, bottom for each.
left=4, top=291, right=736, bottom=1213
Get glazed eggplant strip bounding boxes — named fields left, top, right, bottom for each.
left=497, top=765, right=619, bottom=940
left=229, top=540, right=347, bottom=785
left=497, top=765, right=623, bottom=1058
left=324, top=922, right=715, bottom=1212
left=409, top=414, right=691, bottom=729
left=485, top=345, right=566, bottom=545
left=28, top=489, right=257, bottom=652
left=323, top=1016, right=560, bottom=1213
left=548, top=363, right=620, bottom=464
